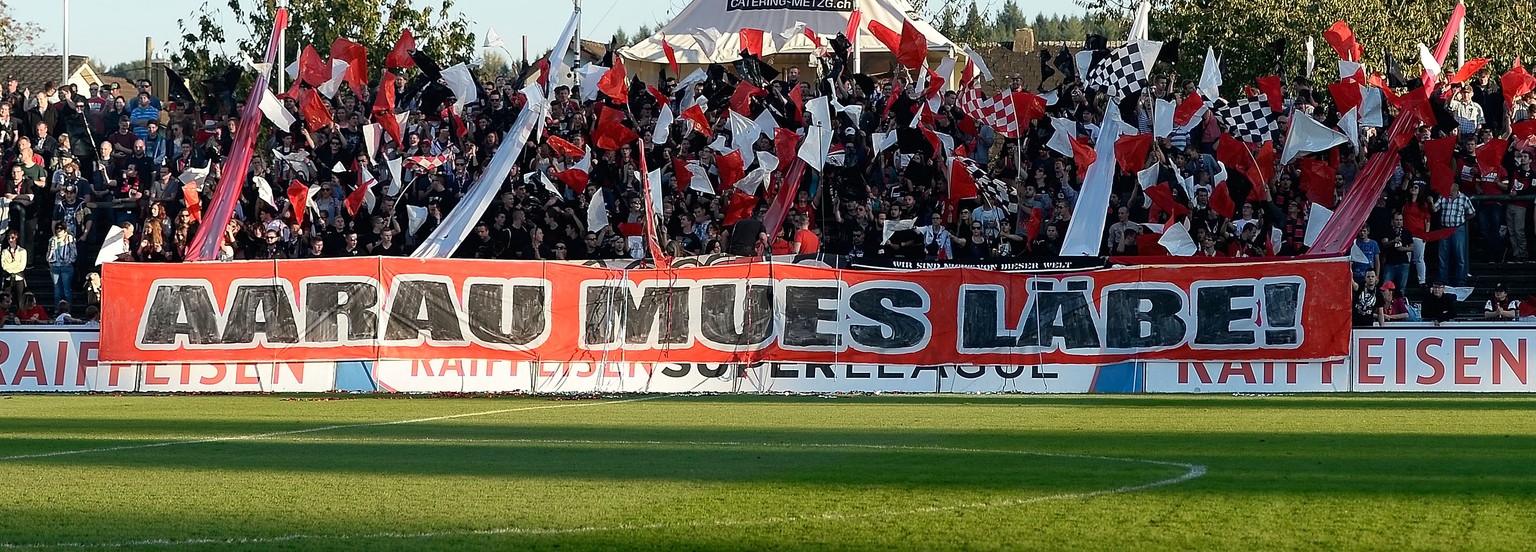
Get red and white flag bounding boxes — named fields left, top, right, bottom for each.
left=404, top=153, right=454, bottom=172
left=958, top=83, right=1045, bottom=139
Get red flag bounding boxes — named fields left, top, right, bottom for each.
left=673, top=158, right=693, bottom=193
left=372, top=72, right=401, bottom=145
left=1502, top=59, right=1536, bottom=109
left=299, top=45, right=330, bottom=88
left=803, top=27, right=823, bottom=49
left=298, top=87, right=333, bottom=132
left=896, top=20, right=928, bottom=70
left=646, top=84, right=670, bottom=108
left=661, top=38, right=680, bottom=75
left=717, top=150, right=745, bottom=191
left=845, top=9, right=862, bottom=40
left=867, top=20, right=903, bottom=62
left=1069, top=136, right=1096, bottom=181
left=1174, top=93, right=1205, bottom=126
left=1323, top=21, right=1358, bottom=61
left=723, top=190, right=757, bottom=226
left=1420, top=227, right=1458, bottom=243
left=1210, top=181, right=1237, bottom=219
left=1520, top=298, right=1536, bottom=319
left=729, top=81, right=767, bottom=116
left=1424, top=135, right=1457, bottom=197
left=739, top=28, right=766, bottom=57
left=1256, top=75, right=1284, bottom=116
left=1253, top=140, right=1275, bottom=200
left=386, top=29, right=416, bottom=70
left=593, top=106, right=639, bottom=151
left=547, top=135, right=584, bottom=158
left=679, top=104, right=713, bottom=137
left=1328, top=80, right=1363, bottom=115
left=287, top=180, right=308, bottom=227
left=948, top=157, right=979, bottom=199
left=344, top=178, right=370, bottom=216
left=1146, top=183, right=1190, bottom=217
left=1024, top=207, right=1044, bottom=242
left=1392, top=86, right=1436, bottom=125
left=1298, top=158, right=1337, bottom=208
left=1476, top=138, right=1509, bottom=176
left=557, top=148, right=592, bottom=193
left=1217, top=134, right=1264, bottom=198
left=774, top=128, right=799, bottom=171
left=1114, top=133, right=1153, bottom=175
left=788, top=85, right=805, bottom=124
left=182, top=181, right=202, bottom=223
left=330, top=37, right=369, bottom=100
left=1136, top=232, right=1169, bottom=256
left=1449, top=58, right=1491, bottom=85
left=1512, top=119, right=1536, bottom=142
left=597, top=57, right=629, bottom=104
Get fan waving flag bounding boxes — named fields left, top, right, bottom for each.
left=958, top=85, right=1045, bottom=139
left=1218, top=95, right=1278, bottom=143
left=1086, top=40, right=1163, bottom=102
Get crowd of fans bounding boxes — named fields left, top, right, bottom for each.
left=2, top=35, right=1535, bottom=326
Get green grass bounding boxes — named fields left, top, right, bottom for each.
left=1, top=394, right=1534, bottom=550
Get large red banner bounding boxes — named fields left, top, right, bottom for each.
left=100, top=258, right=1351, bottom=365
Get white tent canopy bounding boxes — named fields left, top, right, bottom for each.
left=618, top=0, right=956, bottom=67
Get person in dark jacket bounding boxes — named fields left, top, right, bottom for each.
left=1422, top=281, right=1459, bottom=324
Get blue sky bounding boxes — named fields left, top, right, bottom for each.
left=14, top=0, right=1086, bottom=66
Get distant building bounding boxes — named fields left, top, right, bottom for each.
left=0, top=55, right=107, bottom=94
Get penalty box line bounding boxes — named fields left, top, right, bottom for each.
left=0, top=396, right=668, bottom=462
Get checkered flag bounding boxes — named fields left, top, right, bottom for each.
left=1086, top=41, right=1163, bottom=102
left=958, top=85, right=1043, bottom=139
left=1218, top=95, right=1279, bottom=143
left=955, top=157, right=1018, bottom=214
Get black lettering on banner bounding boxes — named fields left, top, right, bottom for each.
left=956, top=365, right=986, bottom=379
left=220, top=284, right=299, bottom=344
left=697, top=363, right=729, bottom=378
left=466, top=283, right=547, bottom=345
left=304, top=282, right=379, bottom=342
left=878, top=365, right=904, bottom=379
left=845, top=364, right=872, bottom=379
left=726, top=0, right=855, bottom=12
left=140, top=284, right=222, bottom=345
left=384, top=280, right=464, bottom=342
left=770, top=363, right=798, bottom=378
left=1016, top=279, right=1101, bottom=351
left=959, top=287, right=1015, bottom=350
left=910, top=365, right=944, bottom=379
left=806, top=363, right=835, bottom=378
left=1103, top=287, right=1187, bottom=349
left=1263, top=282, right=1302, bottom=346
left=661, top=363, right=689, bottom=378
left=1194, top=284, right=1258, bottom=346
left=583, top=285, right=625, bottom=345
left=997, top=365, right=1026, bottom=379
left=782, top=285, right=841, bottom=348
left=847, top=287, right=927, bottom=350
left=700, top=283, right=774, bottom=347
left=582, top=285, right=691, bottom=347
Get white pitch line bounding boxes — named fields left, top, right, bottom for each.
left=0, top=396, right=666, bottom=462
left=0, top=438, right=1206, bottom=550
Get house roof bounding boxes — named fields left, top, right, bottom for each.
left=0, top=55, right=95, bottom=91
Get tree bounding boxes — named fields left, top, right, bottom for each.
left=995, top=0, right=1028, bottom=37
left=1076, top=0, right=1536, bottom=87
left=477, top=51, right=511, bottom=82
left=959, top=1, right=989, bottom=44
left=612, top=28, right=630, bottom=49
left=0, top=0, right=43, bottom=55
left=170, top=0, right=477, bottom=84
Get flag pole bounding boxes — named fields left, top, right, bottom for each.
left=61, top=0, right=69, bottom=86
left=1457, top=16, right=1465, bottom=68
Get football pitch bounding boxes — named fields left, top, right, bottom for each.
left=1, top=394, right=1533, bottom=550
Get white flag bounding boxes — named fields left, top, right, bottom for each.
left=484, top=27, right=506, bottom=49
left=363, top=123, right=382, bottom=159
left=1339, top=60, right=1362, bottom=80
left=587, top=190, right=610, bottom=232
left=578, top=64, right=609, bottom=101
left=1199, top=47, right=1223, bottom=100
left=1040, top=89, right=1059, bottom=106
left=961, top=45, right=993, bottom=81
left=1046, top=117, right=1077, bottom=157
left=357, top=167, right=379, bottom=212
left=1159, top=221, right=1197, bottom=256
left=727, top=110, right=760, bottom=161
left=684, top=161, right=714, bottom=195
left=1153, top=98, right=1176, bottom=139
left=318, top=60, right=351, bottom=99
left=1281, top=111, right=1349, bottom=165
left=882, top=218, right=917, bottom=245
left=95, top=225, right=129, bottom=266
left=754, top=108, right=779, bottom=138
left=646, top=169, right=664, bottom=223
left=872, top=131, right=898, bottom=153
left=652, top=104, right=675, bottom=145
left=798, top=125, right=831, bottom=171
left=440, top=63, right=478, bottom=110
left=805, top=96, right=832, bottom=130
left=1137, top=163, right=1161, bottom=190
left=1339, top=107, right=1360, bottom=150
left=258, top=87, right=297, bottom=130
left=254, top=176, right=276, bottom=209
left=1417, top=43, right=1441, bottom=80
left=385, top=156, right=404, bottom=196
left=1075, top=50, right=1095, bottom=83
left=1304, top=203, right=1333, bottom=247
left=407, top=205, right=428, bottom=236
left=179, top=164, right=210, bottom=186
left=1306, top=37, right=1316, bottom=77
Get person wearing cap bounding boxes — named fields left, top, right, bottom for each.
left=1352, top=270, right=1383, bottom=327
left=1484, top=284, right=1520, bottom=320
left=1376, top=281, right=1411, bottom=324
left=1422, top=281, right=1459, bottom=324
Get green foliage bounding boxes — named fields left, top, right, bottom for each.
left=0, top=0, right=43, bottom=55
left=169, top=0, right=477, bottom=84
left=1077, top=0, right=1536, bottom=87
